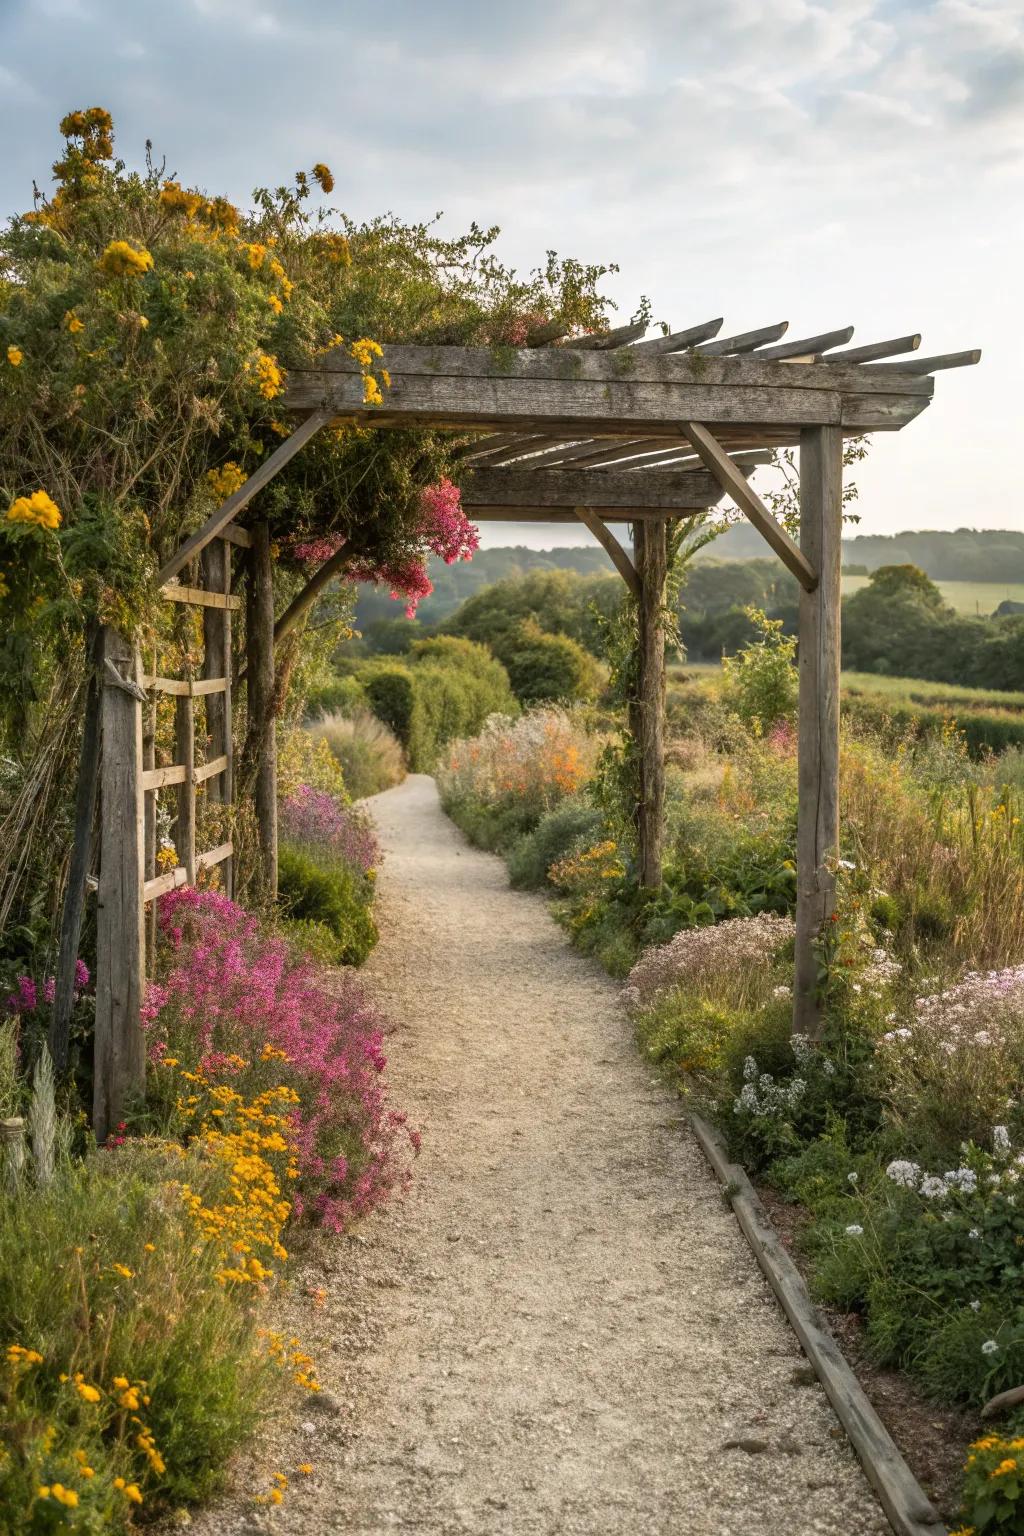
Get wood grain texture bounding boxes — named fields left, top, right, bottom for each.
left=794, top=426, right=844, bottom=1041
left=572, top=507, right=641, bottom=598
left=174, top=683, right=196, bottom=885
left=201, top=540, right=230, bottom=819
left=160, top=584, right=241, bottom=611
left=690, top=1113, right=946, bottom=1536
left=94, top=627, right=146, bottom=1143
left=681, top=421, right=818, bottom=591
left=463, top=465, right=732, bottom=511
left=247, top=522, right=278, bottom=899
left=632, top=519, right=668, bottom=889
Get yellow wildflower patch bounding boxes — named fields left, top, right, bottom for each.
left=6, top=345, right=23, bottom=366
left=99, top=240, right=154, bottom=279
left=7, top=490, right=62, bottom=531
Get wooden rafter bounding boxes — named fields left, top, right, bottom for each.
left=572, top=507, right=640, bottom=599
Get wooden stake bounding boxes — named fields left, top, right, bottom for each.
left=632, top=518, right=668, bottom=889
left=94, top=626, right=146, bottom=1142
left=246, top=522, right=277, bottom=899
left=794, top=426, right=843, bottom=1039
left=174, top=676, right=196, bottom=885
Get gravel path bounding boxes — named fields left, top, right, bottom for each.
left=193, top=773, right=891, bottom=1536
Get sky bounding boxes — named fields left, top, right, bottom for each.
left=1, top=0, right=1022, bottom=551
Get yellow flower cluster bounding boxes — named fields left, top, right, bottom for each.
left=37, top=1482, right=79, bottom=1508
left=207, top=461, right=247, bottom=500
left=258, top=1329, right=321, bottom=1392
left=349, top=337, right=383, bottom=369
left=6, top=344, right=22, bottom=366
left=64, top=310, right=85, bottom=334
left=169, top=1062, right=299, bottom=1286
left=159, top=181, right=240, bottom=237
left=7, top=489, right=62, bottom=530
left=311, top=162, right=335, bottom=194
left=250, top=352, right=285, bottom=400
left=99, top=240, right=154, bottom=279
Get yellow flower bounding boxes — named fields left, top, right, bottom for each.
left=123, top=1483, right=143, bottom=1505
left=51, top=1484, right=79, bottom=1508
left=207, top=462, right=247, bottom=500
left=160, top=180, right=203, bottom=218
left=111, top=1263, right=135, bottom=1279
left=112, top=1375, right=129, bottom=1390
left=99, top=240, right=153, bottom=279
left=362, top=375, right=383, bottom=407
left=267, top=293, right=283, bottom=315
left=311, top=162, right=335, bottom=194
left=269, top=1489, right=283, bottom=1506
left=7, top=345, right=24, bottom=366
left=64, top=310, right=85, bottom=334
left=75, top=1381, right=101, bottom=1404
left=250, top=352, right=285, bottom=400
left=349, top=337, right=383, bottom=368
left=144, top=1242, right=156, bottom=1252
left=244, top=242, right=267, bottom=270
left=991, top=1457, right=1018, bottom=1477
left=37, top=1487, right=51, bottom=1500
left=7, top=489, right=62, bottom=530
left=298, top=1463, right=314, bottom=1475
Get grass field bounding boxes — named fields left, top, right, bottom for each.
left=841, top=574, right=1024, bottom=615
left=670, top=663, right=1024, bottom=714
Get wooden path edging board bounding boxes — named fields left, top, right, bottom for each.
left=688, top=1112, right=949, bottom=1536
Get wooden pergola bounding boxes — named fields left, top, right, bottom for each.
left=89, top=314, right=978, bottom=1137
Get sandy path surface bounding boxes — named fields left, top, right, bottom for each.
left=194, top=773, right=890, bottom=1536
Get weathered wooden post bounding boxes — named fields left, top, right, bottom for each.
left=632, top=517, right=668, bottom=889
left=246, top=522, right=277, bottom=898
left=201, top=538, right=233, bottom=896
left=94, top=625, right=146, bottom=1142
left=793, top=426, right=843, bottom=1039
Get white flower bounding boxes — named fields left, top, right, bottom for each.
left=772, top=984, right=792, bottom=1000
left=847, top=1172, right=859, bottom=1185
left=994, top=1125, right=1011, bottom=1156
left=968, top=1228, right=980, bottom=1239
left=920, top=1176, right=948, bottom=1200
left=970, top=1300, right=981, bottom=1312
left=886, top=1160, right=921, bottom=1189
left=981, top=1339, right=999, bottom=1355
left=845, top=1224, right=864, bottom=1237
left=838, top=858, right=856, bottom=871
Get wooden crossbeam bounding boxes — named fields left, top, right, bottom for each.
left=156, top=409, right=331, bottom=586
left=824, top=334, right=921, bottom=365
left=681, top=421, right=817, bottom=591
left=286, top=345, right=933, bottom=438
left=142, top=763, right=187, bottom=791
left=463, top=465, right=732, bottom=512
left=861, top=349, right=982, bottom=376
left=755, top=327, right=854, bottom=361
left=142, top=841, right=233, bottom=902
left=695, top=322, right=788, bottom=355
left=573, top=507, right=641, bottom=598
left=568, top=321, right=648, bottom=349
left=629, top=319, right=724, bottom=354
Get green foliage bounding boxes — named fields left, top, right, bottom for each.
left=960, top=1427, right=1024, bottom=1533
left=442, top=567, right=622, bottom=660
left=304, top=674, right=368, bottom=720
left=0, top=1143, right=280, bottom=1529
left=358, top=639, right=516, bottom=771
left=277, top=843, right=378, bottom=966
left=506, top=802, right=605, bottom=890
left=495, top=618, right=602, bottom=705
left=721, top=608, right=798, bottom=732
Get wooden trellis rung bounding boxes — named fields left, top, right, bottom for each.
left=144, top=675, right=228, bottom=696
left=142, top=841, right=232, bottom=902
left=194, top=754, right=229, bottom=785
left=142, top=763, right=187, bottom=791
left=161, top=585, right=241, bottom=611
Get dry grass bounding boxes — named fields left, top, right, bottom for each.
left=309, top=710, right=406, bottom=800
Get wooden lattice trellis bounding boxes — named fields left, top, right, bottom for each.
left=89, top=313, right=979, bottom=1138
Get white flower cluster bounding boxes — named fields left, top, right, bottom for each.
left=733, top=1055, right=807, bottom=1118
left=623, top=912, right=796, bottom=1016
left=885, top=1158, right=999, bottom=1199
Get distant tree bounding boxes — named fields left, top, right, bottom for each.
left=496, top=619, right=602, bottom=705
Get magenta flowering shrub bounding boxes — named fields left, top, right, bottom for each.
left=5, top=960, right=90, bottom=1014
left=419, top=478, right=479, bottom=566
left=279, top=785, right=379, bottom=874
left=148, top=887, right=417, bottom=1231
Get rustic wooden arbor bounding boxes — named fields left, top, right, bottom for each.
left=91, top=314, right=978, bottom=1137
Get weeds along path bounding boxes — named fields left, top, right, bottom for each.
left=256, top=775, right=890, bottom=1535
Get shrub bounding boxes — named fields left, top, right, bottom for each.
left=960, top=1430, right=1024, bottom=1533
left=438, top=708, right=598, bottom=827
left=721, top=607, right=797, bottom=731
left=0, top=1144, right=284, bottom=1529
left=277, top=843, right=378, bottom=966
left=150, top=887, right=414, bottom=1230
left=506, top=802, right=605, bottom=890
left=280, top=785, right=379, bottom=874
left=493, top=618, right=602, bottom=705
left=311, top=709, right=405, bottom=799
left=304, top=675, right=368, bottom=720
left=623, top=911, right=795, bottom=1017
left=359, top=639, right=516, bottom=770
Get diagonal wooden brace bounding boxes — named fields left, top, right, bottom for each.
left=680, top=420, right=817, bottom=591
